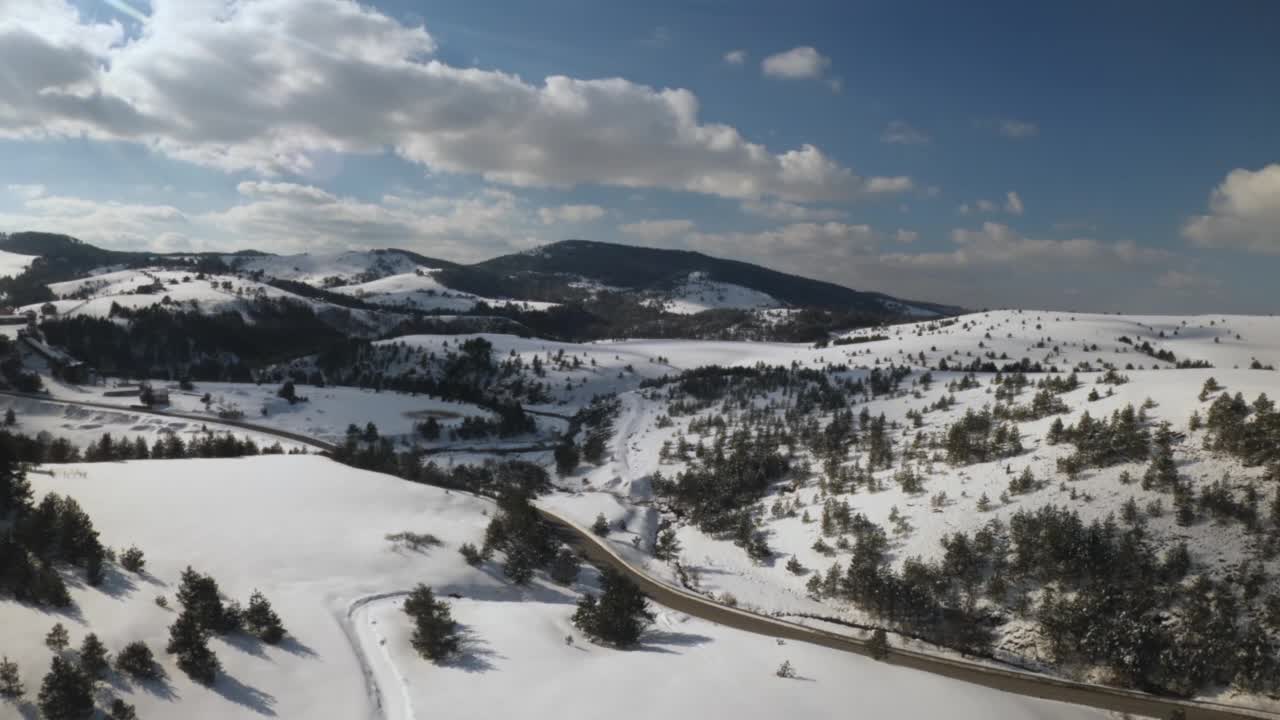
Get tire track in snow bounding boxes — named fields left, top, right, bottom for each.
left=344, top=592, right=416, bottom=720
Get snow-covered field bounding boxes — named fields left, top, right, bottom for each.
left=43, top=378, right=494, bottom=444
left=0, top=455, right=1108, bottom=720
left=0, top=394, right=308, bottom=452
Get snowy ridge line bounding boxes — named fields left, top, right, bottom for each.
left=536, top=506, right=1279, bottom=720
left=13, top=391, right=1276, bottom=720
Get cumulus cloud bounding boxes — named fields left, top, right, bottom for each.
left=618, top=219, right=695, bottom=242
left=881, top=120, right=930, bottom=145
left=761, top=46, right=830, bottom=79
left=0, top=182, right=538, bottom=258
left=740, top=199, right=847, bottom=222
left=0, top=1, right=903, bottom=204
left=723, top=49, right=747, bottom=65
left=880, top=222, right=1167, bottom=270
left=1004, top=191, right=1024, bottom=215
left=1182, top=164, right=1280, bottom=254
left=538, top=204, right=606, bottom=225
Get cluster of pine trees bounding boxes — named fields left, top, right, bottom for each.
left=0, top=429, right=291, bottom=465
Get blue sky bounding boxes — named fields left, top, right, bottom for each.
left=2, top=0, right=1278, bottom=312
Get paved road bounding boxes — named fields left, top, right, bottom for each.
left=7, top=389, right=1276, bottom=720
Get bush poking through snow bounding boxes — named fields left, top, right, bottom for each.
left=386, top=531, right=443, bottom=552
left=115, top=642, right=158, bottom=681
left=120, top=546, right=146, bottom=573
left=404, top=584, right=460, bottom=662
left=592, top=513, right=610, bottom=536
left=776, top=660, right=796, bottom=678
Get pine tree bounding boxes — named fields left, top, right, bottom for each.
left=166, top=607, right=220, bottom=686
left=120, top=546, right=146, bottom=573
left=37, top=656, right=94, bottom=720
left=77, top=633, right=110, bottom=681
left=653, top=527, right=682, bottom=561
left=868, top=628, right=890, bottom=660
left=591, top=513, right=610, bottom=536
left=786, top=556, right=805, bottom=574
left=107, top=698, right=138, bottom=720
left=3, top=409, right=13, bottom=425
left=244, top=590, right=287, bottom=644
left=548, top=547, right=580, bottom=585
left=0, top=656, right=23, bottom=699
left=115, top=642, right=157, bottom=681
left=46, top=623, right=70, bottom=653
left=0, top=446, right=32, bottom=518
left=572, top=568, right=654, bottom=647
left=458, top=542, right=483, bottom=566
left=404, top=584, right=460, bottom=661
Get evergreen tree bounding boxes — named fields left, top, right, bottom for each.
left=167, top=609, right=220, bottom=685
left=277, top=380, right=298, bottom=404
left=553, top=443, right=580, bottom=477
left=653, top=527, right=682, bottom=561
left=0, top=656, right=23, bottom=699
left=115, top=642, right=157, bottom=681
left=403, top=584, right=460, bottom=661
left=244, top=590, right=287, bottom=644
left=46, top=623, right=70, bottom=653
left=3, top=409, right=15, bottom=425
left=77, top=633, right=110, bottom=681
left=37, top=656, right=94, bottom=720
left=548, top=547, right=580, bottom=585
left=120, top=545, right=146, bottom=573
left=458, top=542, right=483, bottom=566
left=175, top=566, right=236, bottom=633
left=591, top=513, right=610, bottom=536
left=572, top=568, right=654, bottom=647
left=786, top=556, right=805, bottom=574
left=868, top=628, right=890, bottom=660
left=0, top=445, right=32, bottom=518
left=107, top=698, right=138, bottom=720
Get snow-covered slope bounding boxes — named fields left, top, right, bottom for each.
left=644, top=271, right=783, bottom=315
left=229, top=250, right=422, bottom=285
left=1, top=454, right=1106, bottom=720
left=333, top=270, right=557, bottom=312
left=0, top=248, right=37, bottom=278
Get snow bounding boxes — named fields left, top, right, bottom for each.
left=0, top=454, right=1106, bottom=720
left=0, top=248, right=37, bottom=279
left=43, top=379, right=494, bottom=445
left=229, top=251, right=420, bottom=285
left=644, top=272, right=782, bottom=315
left=366, top=596, right=1107, bottom=720
left=0, top=394, right=308, bottom=452
left=333, top=270, right=557, bottom=313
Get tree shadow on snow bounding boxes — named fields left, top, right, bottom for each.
left=133, top=667, right=180, bottom=703
left=94, top=563, right=140, bottom=600
left=213, top=673, right=277, bottom=716
left=442, top=625, right=503, bottom=674
left=221, top=632, right=269, bottom=659
left=12, top=700, right=39, bottom=719
left=634, top=629, right=714, bottom=655
left=276, top=635, right=318, bottom=659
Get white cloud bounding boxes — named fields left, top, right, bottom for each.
left=740, top=200, right=847, bottom=222
left=617, top=219, right=695, bottom=242
left=761, top=46, right=830, bottom=80
left=1004, top=191, right=1024, bottom=215
left=0, top=1, right=902, bottom=204
left=0, top=182, right=538, bottom=258
left=538, top=204, right=605, bottom=225
left=880, top=222, right=1167, bottom=270
left=724, top=49, right=747, bottom=65
left=6, top=184, right=47, bottom=200
left=881, top=120, right=929, bottom=145
left=975, top=199, right=997, bottom=213
left=1183, top=164, right=1280, bottom=254
left=997, top=119, right=1039, bottom=139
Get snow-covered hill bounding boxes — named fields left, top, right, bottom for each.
left=333, top=270, right=557, bottom=313
left=643, top=271, right=783, bottom=315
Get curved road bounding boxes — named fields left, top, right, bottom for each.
left=8, top=389, right=1276, bottom=720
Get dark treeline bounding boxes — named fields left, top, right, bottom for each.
left=39, top=302, right=347, bottom=381
left=0, top=429, right=293, bottom=465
